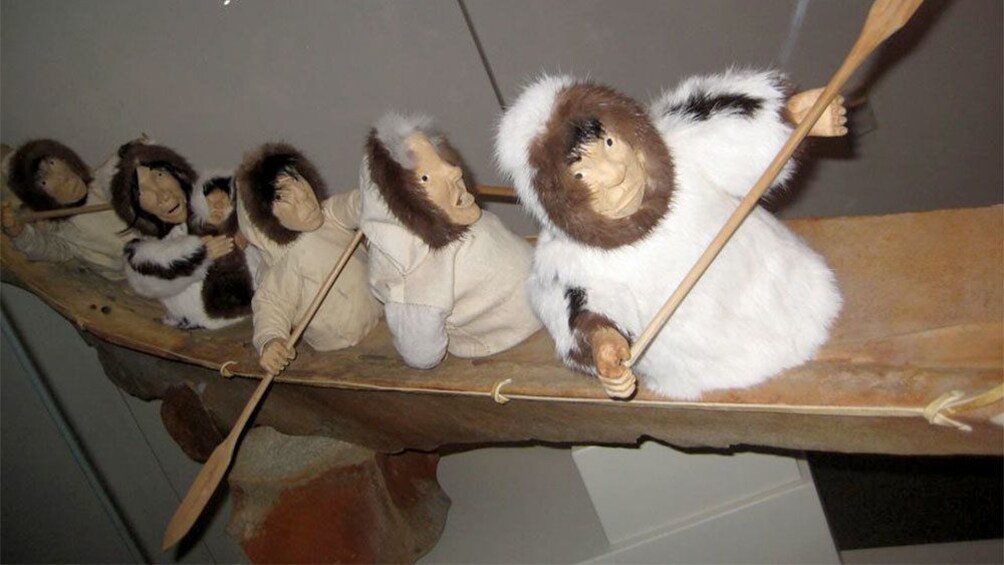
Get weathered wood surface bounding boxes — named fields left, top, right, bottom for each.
left=2, top=206, right=1002, bottom=455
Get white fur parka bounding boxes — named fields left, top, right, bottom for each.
left=495, top=71, right=842, bottom=399
left=123, top=172, right=256, bottom=330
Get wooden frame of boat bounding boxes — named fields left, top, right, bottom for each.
left=2, top=205, right=1001, bottom=456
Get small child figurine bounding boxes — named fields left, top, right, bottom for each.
left=361, top=113, right=541, bottom=369
left=111, top=142, right=237, bottom=329
left=1, top=139, right=131, bottom=280
left=496, top=71, right=845, bottom=399
left=235, top=143, right=381, bottom=375
left=186, top=174, right=258, bottom=327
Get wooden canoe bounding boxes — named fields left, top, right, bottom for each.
left=2, top=205, right=1001, bottom=456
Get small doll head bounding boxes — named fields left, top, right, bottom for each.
left=189, top=175, right=238, bottom=236
left=496, top=76, right=675, bottom=249
left=7, top=139, right=91, bottom=215
left=111, top=143, right=197, bottom=238
left=236, top=143, right=326, bottom=245
left=366, top=113, right=479, bottom=249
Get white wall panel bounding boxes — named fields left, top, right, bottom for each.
left=585, top=480, right=839, bottom=564
left=572, top=443, right=803, bottom=544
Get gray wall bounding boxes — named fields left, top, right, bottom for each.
left=2, top=1, right=1001, bottom=563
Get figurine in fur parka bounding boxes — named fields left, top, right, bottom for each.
left=235, top=143, right=381, bottom=375
left=112, top=142, right=236, bottom=329
left=185, top=174, right=259, bottom=327
left=1, top=139, right=131, bottom=280
left=360, top=113, right=541, bottom=369
left=495, top=71, right=845, bottom=399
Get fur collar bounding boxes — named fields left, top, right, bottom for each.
left=365, top=113, right=471, bottom=250
left=497, top=76, right=675, bottom=249
left=235, top=143, right=326, bottom=246
left=7, top=139, right=91, bottom=216
left=111, top=143, right=197, bottom=238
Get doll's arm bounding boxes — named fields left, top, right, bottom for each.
left=786, top=87, right=848, bottom=137
left=649, top=69, right=800, bottom=199
left=528, top=272, right=628, bottom=378
left=250, top=261, right=300, bottom=354
left=322, top=189, right=362, bottom=231
left=123, top=235, right=209, bottom=298
left=385, top=302, right=449, bottom=369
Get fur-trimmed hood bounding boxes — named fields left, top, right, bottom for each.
left=6, top=139, right=91, bottom=214
left=111, top=143, right=197, bottom=237
left=495, top=75, right=675, bottom=249
left=188, top=170, right=237, bottom=236
left=363, top=113, right=473, bottom=251
left=234, top=143, right=326, bottom=257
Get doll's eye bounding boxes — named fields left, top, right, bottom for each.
left=420, top=174, right=429, bottom=183
left=606, top=138, right=613, bottom=147
left=574, top=172, right=583, bottom=180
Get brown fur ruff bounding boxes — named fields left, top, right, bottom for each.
left=235, top=143, right=326, bottom=246
left=111, top=144, right=197, bottom=237
left=528, top=83, right=675, bottom=249
left=7, top=139, right=91, bottom=216
left=365, top=130, right=470, bottom=249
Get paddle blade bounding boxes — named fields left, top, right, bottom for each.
left=860, top=0, right=924, bottom=49
left=161, top=439, right=234, bottom=549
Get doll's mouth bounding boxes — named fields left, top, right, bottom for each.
left=593, top=182, right=644, bottom=219
left=455, top=192, right=475, bottom=208
left=168, top=203, right=181, bottom=215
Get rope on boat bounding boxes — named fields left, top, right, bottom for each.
left=243, top=367, right=1003, bottom=433
left=491, top=378, right=513, bottom=404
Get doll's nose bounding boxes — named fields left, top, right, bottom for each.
left=596, top=161, right=626, bottom=186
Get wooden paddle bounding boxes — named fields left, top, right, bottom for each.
left=162, top=230, right=366, bottom=549
left=476, top=184, right=517, bottom=199
left=615, top=0, right=924, bottom=396
left=18, top=202, right=113, bottom=223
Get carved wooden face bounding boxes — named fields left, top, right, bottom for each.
left=568, top=132, right=648, bottom=219
left=271, top=172, right=322, bottom=232
left=406, top=133, right=481, bottom=226
left=205, top=189, right=232, bottom=227
left=37, top=157, right=88, bottom=205
left=137, top=165, right=187, bottom=223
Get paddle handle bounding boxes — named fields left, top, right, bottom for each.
left=18, top=202, right=113, bottom=223
left=627, top=0, right=923, bottom=367
left=476, top=184, right=517, bottom=199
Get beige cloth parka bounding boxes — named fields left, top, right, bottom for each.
left=2, top=150, right=130, bottom=281
left=237, top=189, right=381, bottom=354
